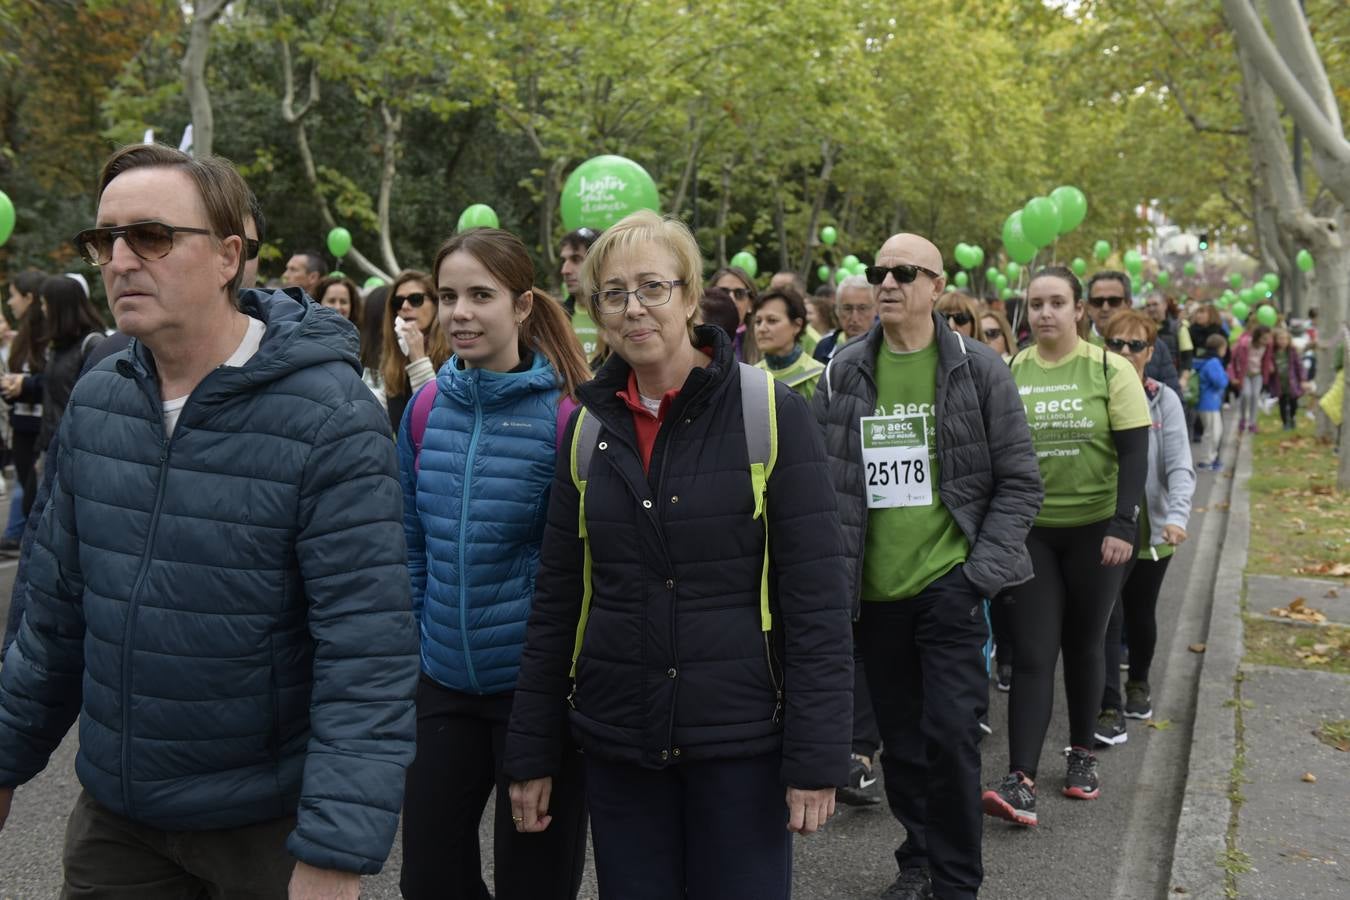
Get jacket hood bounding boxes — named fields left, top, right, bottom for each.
left=436, top=348, right=561, bottom=410
left=119, top=288, right=361, bottom=403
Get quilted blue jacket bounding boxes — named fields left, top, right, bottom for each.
left=0, top=289, right=419, bottom=875
left=398, top=352, right=562, bottom=695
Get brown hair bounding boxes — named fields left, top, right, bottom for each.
left=1102, top=309, right=1158, bottom=344
left=432, top=229, right=591, bottom=401
left=380, top=270, right=451, bottom=396
left=314, top=275, right=364, bottom=325
left=97, top=143, right=249, bottom=298
left=753, top=285, right=809, bottom=346
left=936, top=292, right=981, bottom=328
left=807, top=294, right=839, bottom=333
left=978, top=308, right=1016, bottom=354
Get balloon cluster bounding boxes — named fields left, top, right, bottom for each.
left=814, top=227, right=868, bottom=283
left=1000, top=186, right=1087, bottom=265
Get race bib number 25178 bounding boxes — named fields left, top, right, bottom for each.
left=860, top=415, right=933, bottom=509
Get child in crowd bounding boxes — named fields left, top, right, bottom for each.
left=1197, top=333, right=1230, bottom=470
left=1266, top=327, right=1305, bottom=431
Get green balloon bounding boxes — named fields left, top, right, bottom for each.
left=1005, top=261, right=1021, bottom=282
left=326, top=227, right=352, bottom=258
left=1093, top=240, right=1111, bottom=262
left=851, top=261, right=867, bottom=277
left=954, top=271, right=969, bottom=288
left=1001, top=211, right=1036, bottom=264
left=1296, top=249, right=1314, bottom=272
left=363, top=276, right=386, bottom=290
left=330, top=270, right=345, bottom=279
left=457, top=203, right=500, bottom=231
left=817, top=264, right=831, bottom=282
left=995, top=273, right=1009, bottom=291
left=953, top=243, right=972, bottom=269
left=1049, top=185, right=1087, bottom=234
left=560, top=155, right=660, bottom=231
left=1232, top=301, right=1250, bottom=322
left=1002, top=287, right=1017, bottom=301
left=1255, top=305, right=1278, bottom=327
left=820, top=226, right=838, bottom=246
left=1228, top=272, right=1243, bottom=289
left=842, top=254, right=860, bottom=270
left=1071, top=257, right=1088, bottom=277
left=1156, top=271, right=1171, bottom=288
left=1123, top=249, right=1143, bottom=277
left=1262, top=272, right=1280, bottom=290
left=1183, top=261, right=1197, bottom=277
left=1238, top=288, right=1255, bottom=304
left=0, top=189, right=13, bottom=246
left=985, top=266, right=1000, bottom=284
left=970, top=245, right=985, bottom=268
left=1020, top=196, right=1061, bottom=247
left=730, top=251, right=758, bottom=279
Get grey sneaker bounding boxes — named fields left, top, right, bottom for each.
left=1124, top=680, right=1153, bottom=719
left=1093, top=708, right=1128, bottom=747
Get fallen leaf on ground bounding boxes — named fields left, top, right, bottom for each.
left=1326, top=589, right=1341, bottom=599
left=1188, top=643, right=1207, bottom=653
left=1301, top=772, right=1317, bottom=783
left=1147, top=719, right=1172, bottom=731
left=1215, top=502, right=1231, bottom=510
left=1295, top=562, right=1350, bottom=577
left=1269, top=598, right=1329, bottom=624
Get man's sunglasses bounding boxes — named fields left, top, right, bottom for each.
left=1087, top=295, right=1128, bottom=309
left=74, top=220, right=213, bottom=267
left=392, top=291, right=430, bottom=308
left=1105, top=338, right=1150, bottom=353
left=942, top=312, right=973, bottom=326
left=864, top=264, right=940, bottom=286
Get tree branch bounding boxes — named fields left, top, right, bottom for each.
left=376, top=100, right=401, bottom=276
left=1156, top=68, right=1246, bottom=136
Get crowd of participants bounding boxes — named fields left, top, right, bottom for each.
left=0, top=142, right=1341, bottom=900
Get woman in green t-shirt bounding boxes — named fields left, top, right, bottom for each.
left=752, top=286, right=826, bottom=402
left=982, top=266, right=1150, bottom=828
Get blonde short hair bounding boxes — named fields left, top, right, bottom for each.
left=579, top=210, right=703, bottom=341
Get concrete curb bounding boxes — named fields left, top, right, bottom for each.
left=1168, top=425, right=1252, bottom=898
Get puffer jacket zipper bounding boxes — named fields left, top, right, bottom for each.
left=458, top=379, right=483, bottom=693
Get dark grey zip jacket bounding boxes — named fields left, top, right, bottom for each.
left=811, top=314, right=1044, bottom=611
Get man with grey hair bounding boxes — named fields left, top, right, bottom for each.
left=0, top=143, right=417, bottom=899
left=814, top=233, right=1042, bottom=900
left=814, top=274, right=876, bottom=362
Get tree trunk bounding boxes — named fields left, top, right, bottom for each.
left=181, top=0, right=227, bottom=157
left=670, top=120, right=701, bottom=217
left=775, top=189, right=790, bottom=275
left=715, top=159, right=732, bottom=269
left=376, top=100, right=402, bottom=276
left=540, top=156, right=567, bottom=265
left=800, top=141, right=836, bottom=279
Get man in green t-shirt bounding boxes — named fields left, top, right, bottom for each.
left=814, top=234, right=1043, bottom=900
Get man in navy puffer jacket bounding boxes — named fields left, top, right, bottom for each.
left=0, top=144, right=417, bottom=899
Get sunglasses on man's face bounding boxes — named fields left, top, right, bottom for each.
left=864, top=264, right=939, bottom=286
left=942, top=312, right=973, bottom=326
left=73, top=220, right=213, bottom=267
left=393, top=291, right=429, bottom=309
left=1106, top=338, right=1150, bottom=354
left=1087, top=294, right=1128, bottom=309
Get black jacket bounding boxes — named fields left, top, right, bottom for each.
left=504, top=326, right=853, bottom=789
left=812, top=316, right=1044, bottom=611
left=38, top=332, right=105, bottom=451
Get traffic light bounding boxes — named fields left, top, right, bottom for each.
left=1199, top=232, right=1209, bottom=251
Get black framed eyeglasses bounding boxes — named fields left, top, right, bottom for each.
left=592, top=280, right=686, bottom=317
left=1106, top=338, right=1150, bottom=354
left=942, top=312, right=973, bottom=326
left=1087, top=295, right=1128, bottom=309
left=73, top=220, right=213, bottom=267
left=864, top=264, right=940, bottom=286
left=393, top=291, right=429, bottom=308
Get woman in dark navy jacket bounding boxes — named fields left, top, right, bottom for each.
left=505, top=210, right=853, bottom=900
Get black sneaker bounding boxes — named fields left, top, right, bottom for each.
left=995, top=663, right=1012, bottom=693
left=1063, top=747, right=1100, bottom=800
left=978, top=712, right=993, bottom=736
left=879, top=866, right=932, bottom=900
left=1124, top=680, right=1153, bottom=719
left=981, top=771, right=1037, bottom=826
left=837, top=754, right=882, bottom=806
left=1093, top=708, right=1128, bottom=747
left=1119, top=645, right=1130, bottom=671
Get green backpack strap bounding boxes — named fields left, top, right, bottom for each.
left=739, top=363, right=779, bottom=633
left=568, top=408, right=603, bottom=678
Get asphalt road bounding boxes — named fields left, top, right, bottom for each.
left=0, top=464, right=1228, bottom=898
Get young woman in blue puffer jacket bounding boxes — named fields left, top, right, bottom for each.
left=396, top=228, right=592, bottom=900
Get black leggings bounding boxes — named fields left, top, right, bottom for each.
left=1278, top=394, right=1298, bottom=429
left=1102, top=555, right=1173, bottom=708
left=11, top=430, right=39, bottom=519
left=1008, top=520, right=1129, bottom=778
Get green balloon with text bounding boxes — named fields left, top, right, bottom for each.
left=561, top=155, right=660, bottom=231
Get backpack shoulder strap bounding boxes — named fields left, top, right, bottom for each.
left=739, top=363, right=778, bottom=633
left=568, top=407, right=602, bottom=678
left=410, top=382, right=437, bottom=473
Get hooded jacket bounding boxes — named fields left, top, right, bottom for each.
left=398, top=351, right=562, bottom=695
left=1141, top=377, right=1195, bottom=549
left=0, top=289, right=418, bottom=875
left=504, top=326, right=853, bottom=790
left=812, top=315, right=1044, bottom=609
